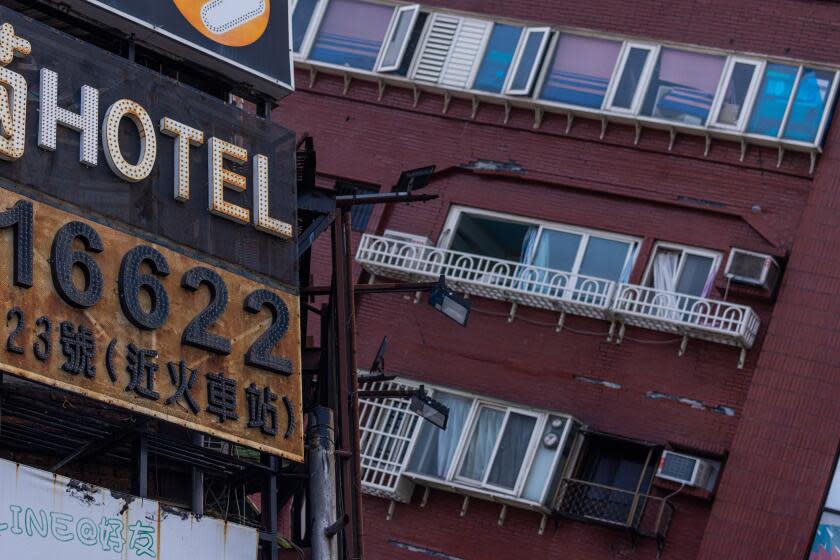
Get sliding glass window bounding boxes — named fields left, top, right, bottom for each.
left=473, top=24, right=523, bottom=93
left=539, top=34, right=622, bottom=109
left=641, top=48, right=725, bottom=126
left=309, top=0, right=394, bottom=70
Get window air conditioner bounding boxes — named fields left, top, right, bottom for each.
left=656, top=451, right=713, bottom=488
left=724, top=248, right=780, bottom=290
left=383, top=229, right=432, bottom=246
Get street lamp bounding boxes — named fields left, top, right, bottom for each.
left=409, top=385, right=449, bottom=430
left=428, top=275, right=471, bottom=327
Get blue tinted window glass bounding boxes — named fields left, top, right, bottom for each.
left=509, top=31, right=545, bottom=92
left=746, top=63, right=798, bottom=137
left=782, top=68, right=835, bottom=143
left=309, top=0, right=393, bottom=70
left=611, top=48, right=649, bottom=109
left=473, top=24, right=522, bottom=93
left=540, top=34, right=621, bottom=109
left=292, top=0, right=319, bottom=52
left=578, top=237, right=631, bottom=282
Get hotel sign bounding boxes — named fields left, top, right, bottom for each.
left=0, top=8, right=302, bottom=461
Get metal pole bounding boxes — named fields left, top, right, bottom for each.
left=191, top=432, right=204, bottom=516
left=309, top=407, right=338, bottom=560
left=261, top=454, right=279, bottom=560
left=132, top=433, right=148, bottom=498
left=332, top=208, right=364, bottom=559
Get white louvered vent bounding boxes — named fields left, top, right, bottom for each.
left=440, top=18, right=490, bottom=89
left=411, top=14, right=459, bottom=84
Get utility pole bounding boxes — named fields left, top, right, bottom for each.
left=309, top=406, right=338, bottom=560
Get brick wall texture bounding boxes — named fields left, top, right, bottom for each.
left=276, top=1, right=840, bottom=558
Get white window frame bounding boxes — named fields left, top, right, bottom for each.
left=375, top=4, right=421, bottom=72
left=742, top=62, right=839, bottom=144
left=634, top=46, right=729, bottom=128
left=642, top=242, right=722, bottom=293
left=395, top=383, right=579, bottom=505
left=292, top=0, right=328, bottom=59
left=604, top=42, right=660, bottom=114
left=707, top=57, right=764, bottom=132
left=779, top=67, right=840, bottom=144
left=459, top=19, right=496, bottom=92
left=452, top=403, right=542, bottom=495
left=442, top=206, right=640, bottom=281
left=503, top=26, right=552, bottom=95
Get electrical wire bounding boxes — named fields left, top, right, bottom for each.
left=469, top=304, right=683, bottom=343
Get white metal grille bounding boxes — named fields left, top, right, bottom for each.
left=612, top=284, right=760, bottom=348
left=359, top=380, right=421, bottom=501
left=439, top=18, right=489, bottom=89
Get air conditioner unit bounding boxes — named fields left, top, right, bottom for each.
left=656, top=451, right=713, bottom=488
left=383, top=229, right=432, bottom=246
left=724, top=248, right=780, bottom=290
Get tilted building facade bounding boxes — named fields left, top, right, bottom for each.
left=278, top=1, right=840, bottom=558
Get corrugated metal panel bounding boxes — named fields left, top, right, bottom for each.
left=440, top=18, right=490, bottom=89
left=412, top=13, right=459, bottom=84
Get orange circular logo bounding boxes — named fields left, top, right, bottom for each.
left=173, top=0, right=270, bottom=47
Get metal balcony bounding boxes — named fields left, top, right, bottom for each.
left=357, top=233, right=761, bottom=366
left=356, top=234, right=617, bottom=321
left=611, top=284, right=760, bottom=367
left=555, top=478, right=674, bottom=548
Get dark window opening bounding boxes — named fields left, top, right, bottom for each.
left=449, top=214, right=533, bottom=263
left=558, top=434, right=658, bottom=528
left=394, top=12, right=429, bottom=77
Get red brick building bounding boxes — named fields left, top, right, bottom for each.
left=278, top=1, right=840, bottom=558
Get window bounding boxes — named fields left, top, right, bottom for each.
left=606, top=43, right=657, bottom=112
left=746, top=63, right=798, bottom=137
left=640, top=48, right=726, bottom=126
left=291, top=0, right=325, bottom=54
left=456, top=406, right=538, bottom=491
left=505, top=27, right=551, bottom=95
left=407, top=392, right=473, bottom=479
left=308, top=0, right=395, bottom=71
left=449, top=212, right=534, bottom=262
left=782, top=67, right=836, bottom=143
left=558, top=433, right=658, bottom=527
left=376, top=5, right=420, bottom=72
left=447, top=209, right=639, bottom=292
left=472, top=23, right=523, bottom=93
left=644, top=243, right=720, bottom=298
left=539, top=33, right=622, bottom=109
left=709, top=58, right=762, bottom=129
left=392, top=12, right=429, bottom=76
left=402, top=387, right=578, bottom=505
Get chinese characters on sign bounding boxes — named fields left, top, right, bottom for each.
left=0, top=190, right=303, bottom=460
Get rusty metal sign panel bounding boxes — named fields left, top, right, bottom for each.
left=0, top=189, right=302, bottom=460
left=0, top=457, right=258, bottom=558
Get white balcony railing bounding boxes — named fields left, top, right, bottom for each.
left=356, top=233, right=761, bottom=365
left=612, top=284, right=760, bottom=349
left=356, top=234, right=616, bottom=320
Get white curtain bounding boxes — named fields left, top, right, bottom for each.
left=652, top=250, right=679, bottom=292
left=652, top=250, right=680, bottom=318
left=459, top=408, right=504, bottom=481
left=407, top=393, right=471, bottom=478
